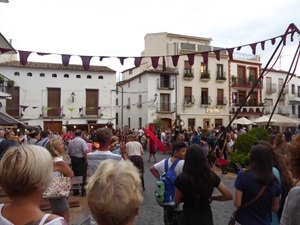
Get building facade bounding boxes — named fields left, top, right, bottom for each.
left=0, top=60, right=116, bottom=133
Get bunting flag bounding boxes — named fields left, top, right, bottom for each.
left=79, top=107, right=83, bottom=113
left=44, top=107, right=52, bottom=111
left=97, top=106, right=101, bottom=110
left=19, top=105, right=29, bottom=112
left=0, top=24, right=297, bottom=71
left=68, top=107, right=75, bottom=112
left=58, top=106, right=63, bottom=115
left=32, top=106, right=38, bottom=109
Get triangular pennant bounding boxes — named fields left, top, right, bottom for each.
left=79, top=107, right=83, bottom=113
left=99, top=56, right=108, bottom=61
left=151, top=56, right=160, bottom=69
left=62, top=55, right=71, bottom=66
left=250, top=43, right=257, bottom=55
left=260, top=41, right=265, bottom=51
left=80, top=56, right=93, bottom=71
left=32, top=106, right=38, bottom=109
left=68, top=107, right=75, bottom=112
left=281, top=34, right=287, bottom=46
left=171, top=55, right=180, bottom=67
left=97, top=106, right=101, bottom=110
left=271, top=38, right=276, bottom=45
left=44, top=107, right=52, bottom=111
left=18, top=50, right=32, bottom=65
left=37, top=52, right=50, bottom=56
left=213, top=50, right=220, bottom=61
left=201, top=52, right=209, bottom=64
left=237, top=46, right=242, bottom=51
left=187, top=54, right=195, bottom=66
left=118, top=57, right=127, bottom=66
left=226, top=48, right=234, bottom=60
left=134, top=57, right=143, bottom=67
left=19, top=105, right=29, bottom=112
left=0, top=48, right=12, bottom=54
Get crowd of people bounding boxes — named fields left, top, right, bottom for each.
left=0, top=122, right=300, bottom=225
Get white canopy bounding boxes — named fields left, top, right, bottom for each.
left=0, top=91, right=11, bottom=99
left=233, top=117, right=253, bottom=125
left=253, top=114, right=299, bottom=126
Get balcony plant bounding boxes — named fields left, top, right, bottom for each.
left=247, top=98, right=255, bottom=106
left=201, top=72, right=210, bottom=79
left=231, top=75, right=237, bottom=82
left=7, top=79, right=15, bottom=87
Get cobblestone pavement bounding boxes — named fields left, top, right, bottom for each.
left=135, top=150, right=237, bottom=225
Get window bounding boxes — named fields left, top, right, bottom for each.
left=216, top=64, right=224, bottom=78
left=64, top=74, right=69, bottom=78
left=76, top=75, right=81, bottom=79
left=27, top=72, right=32, bottom=77
left=85, top=89, right=99, bottom=116
left=47, top=88, right=61, bottom=117
left=184, top=87, right=192, bottom=103
left=215, top=119, right=223, bottom=128
left=98, top=76, right=103, bottom=79
left=6, top=86, right=20, bottom=116
left=116, top=99, right=118, bottom=106
left=184, top=61, right=192, bottom=75
left=298, top=86, right=300, bottom=97
left=201, top=62, right=208, bottom=73
left=51, top=73, right=57, bottom=78
left=160, top=75, right=170, bottom=88
left=292, top=84, right=295, bottom=94
left=188, top=119, right=195, bottom=130
left=201, top=88, right=209, bottom=104
left=160, top=94, right=170, bottom=111
left=87, top=75, right=92, bottom=79
left=292, top=105, right=296, bottom=115
left=237, top=66, right=246, bottom=84
left=14, top=72, right=20, bottom=76
left=217, top=89, right=224, bottom=105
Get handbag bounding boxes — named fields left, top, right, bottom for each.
left=42, top=175, right=71, bottom=199
left=228, top=185, right=268, bottom=225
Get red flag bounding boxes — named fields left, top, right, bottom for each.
left=143, top=128, right=165, bottom=153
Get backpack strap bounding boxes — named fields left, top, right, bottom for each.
left=39, top=213, right=51, bottom=225
left=164, top=158, right=180, bottom=172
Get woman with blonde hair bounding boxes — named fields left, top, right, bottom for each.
left=0, top=145, right=67, bottom=224
left=45, top=138, right=74, bottom=222
left=87, top=159, right=144, bottom=225
left=273, top=132, right=289, bottom=157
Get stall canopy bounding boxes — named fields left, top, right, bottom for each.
left=233, top=117, right=253, bottom=125
left=0, top=111, right=30, bottom=128
left=253, top=114, right=299, bottom=126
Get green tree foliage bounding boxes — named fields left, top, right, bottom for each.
left=248, top=127, right=269, bottom=142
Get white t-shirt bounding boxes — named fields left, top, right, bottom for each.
left=0, top=205, right=67, bottom=225
left=126, top=141, right=143, bottom=156
left=160, top=132, right=166, bottom=143
left=154, top=158, right=184, bottom=211
left=53, top=156, right=63, bottom=177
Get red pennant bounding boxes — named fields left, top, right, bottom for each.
left=214, top=50, right=220, bottom=61
left=250, top=43, right=257, bottom=55
left=260, top=41, right=265, bottom=51
left=237, top=46, right=242, bottom=51
left=271, top=38, right=276, bottom=45
left=171, top=55, right=180, bottom=67
left=281, top=34, right=287, bottom=46
left=151, top=56, right=160, bottom=69
left=187, top=54, right=195, bottom=66
left=226, top=48, right=234, bottom=60
left=19, top=50, right=32, bottom=65
left=134, top=57, right=142, bottom=67
left=62, top=55, right=71, bottom=66
left=0, top=48, right=12, bottom=54
left=80, top=56, right=93, bottom=71
left=118, top=57, right=127, bottom=65
left=201, top=52, right=209, bottom=64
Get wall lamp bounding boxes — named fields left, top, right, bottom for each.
left=71, top=92, right=75, bottom=102
left=154, top=93, right=158, bottom=102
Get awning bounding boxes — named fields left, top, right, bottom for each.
left=0, top=91, right=11, bottom=99
left=0, top=111, right=30, bottom=128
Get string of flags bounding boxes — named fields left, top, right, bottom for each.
left=0, top=24, right=298, bottom=71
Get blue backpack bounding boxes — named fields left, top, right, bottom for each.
left=154, top=158, right=180, bottom=209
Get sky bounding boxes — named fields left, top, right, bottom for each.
left=0, top=0, right=300, bottom=75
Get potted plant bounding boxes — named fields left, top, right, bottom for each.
left=231, top=75, right=237, bottom=82
left=247, top=98, right=255, bottom=106
left=7, top=80, right=15, bottom=87
left=201, top=72, right=210, bottom=79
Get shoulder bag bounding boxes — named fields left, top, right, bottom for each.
left=228, top=185, right=268, bottom=225
left=42, top=174, right=71, bottom=199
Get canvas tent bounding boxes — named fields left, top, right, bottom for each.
left=233, top=117, right=253, bottom=125
left=0, top=111, right=30, bottom=128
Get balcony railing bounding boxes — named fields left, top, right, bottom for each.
left=200, top=96, right=212, bottom=105
left=184, top=95, right=195, bottom=105
left=216, top=71, right=227, bottom=82
left=278, top=85, right=288, bottom=94
left=200, top=71, right=211, bottom=80
left=157, top=78, right=175, bottom=89
left=157, top=102, right=176, bottom=113
left=231, top=103, right=265, bottom=114
left=216, top=97, right=228, bottom=105
left=266, top=83, right=277, bottom=93
left=288, top=92, right=300, bottom=103
left=183, top=69, right=194, bottom=80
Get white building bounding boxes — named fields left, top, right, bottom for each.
left=118, top=32, right=233, bottom=130
left=0, top=60, right=116, bottom=133
left=263, top=68, right=300, bottom=120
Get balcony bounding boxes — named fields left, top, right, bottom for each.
left=231, top=102, right=265, bottom=114
left=278, top=85, right=289, bottom=94
left=157, top=78, right=175, bottom=90
left=216, top=71, right=227, bottom=83
left=232, top=78, right=263, bottom=89
left=200, top=71, right=211, bottom=81
left=216, top=97, right=228, bottom=106
left=266, top=83, right=277, bottom=93
left=288, top=92, right=300, bottom=104
left=199, top=96, right=212, bottom=107
left=183, top=69, right=194, bottom=80
left=183, top=95, right=195, bottom=107
left=157, top=102, right=176, bottom=113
